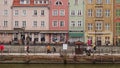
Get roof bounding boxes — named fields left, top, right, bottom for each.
left=13, top=0, right=49, bottom=7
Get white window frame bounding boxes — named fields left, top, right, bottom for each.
left=60, top=9, right=65, bottom=16
left=71, top=21, right=75, bottom=27
left=33, top=21, right=37, bottom=27
left=78, top=21, right=82, bottom=27
left=15, top=21, right=19, bottom=27
left=105, top=9, right=110, bottom=17
left=41, top=10, right=45, bottom=16
left=105, top=0, right=110, bottom=4
left=22, top=21, right=26, bottom=27
left=59, top=20, right=65, bottom=27
left=20, top=0, right=30, bottom=4
left=4, top=0, right=7, bottom=5
left=88, top=0, right=92, bottom=4
left=52, top=9, right=58, bottom=16
left=88, top=9, right=92, bottom=17
left=78, top=10, right=82, bottom=16
left=88, top=23, right=92, bottom=31
left=33, top=10, right=37, bottom=16
left=3, top=21, right=8, bottom=27
left=71, top=10, right=75, bottom=16
left=34, top=0, right=40, bottom=4
left=74, top=0, right=78, bottom=5
left=96, top=21, right=102, bottom=30
left=14, top=10, right=19, bottom=16
left=41, top=21, right=45, bottom=27
left=22, top=10, right=26, bottom=16
left=52, top=20, right=58, bottom=27
left=96, top=8, right=102, bottom=17
left=4, top=10, right=8, bottom=16
left=105, top=23, right=110, bottom=31
left=96, top=0, right=102, bottom=4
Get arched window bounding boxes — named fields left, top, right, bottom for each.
left=56, top=1, right=62, bottom=5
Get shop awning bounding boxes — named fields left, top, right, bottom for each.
left=69, top=32, right=84, bottom=37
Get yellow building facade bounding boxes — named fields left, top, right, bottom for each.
left=85, top=0, right=113, bottom=45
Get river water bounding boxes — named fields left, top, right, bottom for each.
left=0, top=64, right=120, bottom=68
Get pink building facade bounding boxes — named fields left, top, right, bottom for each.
left=49, top=0, right=69, bottom=43
left=12, top=0, right=50, bottom=44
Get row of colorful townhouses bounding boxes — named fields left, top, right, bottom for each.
left=0, top=0, right=120, bottom=46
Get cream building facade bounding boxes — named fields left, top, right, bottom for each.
left=85, top=0, right=113, bottom=45
left=0, top=0, right=13, bottom=43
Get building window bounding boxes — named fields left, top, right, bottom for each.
left=22, top=10, right=26, bottom=16
left=34, top=33, right=38, bottom=42
left=52, top=21, right=58, bottom=27
left=41, top=34, right=45, bottom=42
left=60, top=21, right=64, bottom=27
left=60, top=10, right=65, bottom=16
left=41, top=21, right=45, bottom=27
left=116, top=23, right=120, bottom=35
left=60, top=34, right=65, bottom=42
left=52, top=34, right=58, bottom=42
left=33, top=21, right=37, bottom=27
left=96, top=8, right=102, bottom=17
left=52, top=10, right=58, bottom=16
left=96, top=21, right=102, bottom=30
left=56, top=1, right=62, bottom=5
left=105, top=0, right=110, bottom=4
left=15, top=21, right=19, bottom=27
left=75, top=0, right=78, bottom=5
left=3, top=21, right=8, bottom=27
left=116, top=0, right=120, bottom=3
left=96, top=0, right=102, bottom=4
left=116, top=9, right=120, bottom=16
left=105, top=23, right=110, bottom=31
left=78, top=21, right=82, bottom=27
left=105, top=9, right=110, bottom=17
left=33, top=10, right=37, bottom=16
left=34, top=0, right=41, bottom=4
left=22, top=21, right=26, bottom=27
left=14, top=10, right=18, bottom=16
left=71, top=10, right=75, bottom=16
left=71, top=21, right=75, bottom=27
left=4, top=0, right=7, bottom=5
left=41, top=10, right=44, bottom=16
left=88, top=9, right=92, bottom=17
left=4, top=10, right=8, bottom=16
left=78, top=10, right=82, bottom=16
left=88, top=0, right=92, bottom=4
left=88, top=23, right=92, bottom=30
left=20, top=0, right=30, bottom=4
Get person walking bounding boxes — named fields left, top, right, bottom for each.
left=25, top=45, right=29, bottom=53
left=52, top=46, right=56, bottom=53
left=47, top=45, right=51, bottom=53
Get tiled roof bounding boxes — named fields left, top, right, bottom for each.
left=13, top=0, right=49, bottom=7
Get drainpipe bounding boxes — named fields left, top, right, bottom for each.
left=83, top=1, right=85, bottom=42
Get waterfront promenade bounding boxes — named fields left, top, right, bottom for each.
left=0, top=45, right=120, bottom=64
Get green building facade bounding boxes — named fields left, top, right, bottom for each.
left=68, top=0, right=85, bottom=43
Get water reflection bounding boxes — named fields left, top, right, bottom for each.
left=0, top=64, right=120, bottom=68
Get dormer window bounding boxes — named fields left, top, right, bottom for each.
left=56, top=1, right=62, bottom=5
left=20, top=0, right=30, bottom=4
left=34, top=0, right=49, bottom=4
